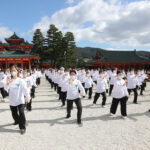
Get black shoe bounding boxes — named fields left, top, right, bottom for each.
left=66, top=114, right=71, bottom=118
left=133, top=102, right=138, bottom=104
left=149, top=109, right=150, bottom=112
left=77, top=120, right=82, bottom=125
left=13, top=122, right=19, bottom=125
left=20, top=129, right=26, bottom=135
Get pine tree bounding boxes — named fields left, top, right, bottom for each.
left=32, top=29, right=45, bottom=62
left=46, top=24, right=63, bottom=67
left=63, top=32, right=77, bottom=67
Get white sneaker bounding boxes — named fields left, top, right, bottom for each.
left=102, top=105, right=106, bottom=108
left=109, top=113, right=115, bottom=116
left=121, top=116, right=127, bottom=120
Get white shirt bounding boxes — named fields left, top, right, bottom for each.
left=84, top=77, right=94, bottom=88
left=96, top=77, right=108, bottom=93
left=113, top=78, right=129, bottom=99
left=66, top=79, right=85, bottom=100
left=127, top=74, right=140, bottom=89
left=110, top=72, right=117, bottom=85
left=5, top=78, right=30, bottom=106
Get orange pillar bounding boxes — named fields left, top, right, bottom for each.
left=29, top=59, right=31, bottom=71
left=21, top=59, right=23, bottom=69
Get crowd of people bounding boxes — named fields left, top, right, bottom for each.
left=45, top=67, right=149, bottom=122
left=0, top=66, right=42, bottom=134
left=0, top=66, right=149, bottom=135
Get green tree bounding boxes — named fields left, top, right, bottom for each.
left=46, top=24, right=63, bottom=67
left=32, top=29, right=45, bottom=62
left=63, top=32, right=77, bottom=67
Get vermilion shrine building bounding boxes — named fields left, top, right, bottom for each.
left=0, top=33, right=39, bottom=70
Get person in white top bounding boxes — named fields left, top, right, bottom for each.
left=93, top=70, right=108, bottom=107
left=5, top=66, right=30, bottom=135
left=57, top=68, right=65, bottom=100
left=66, top=70, right=86, bottom=125
left=60, top=70, right=70, bottom=106
left=139, top=70, right=148, bottom=95
left=127, top=70, right=140, bottom=104
left=23, top=70, right=33, bottom=111
left=84, top=71, right=94, bottom=99
left=110, top=70, right=129, bottom=119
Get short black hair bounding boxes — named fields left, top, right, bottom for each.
left=99, top=70, right=103, bottom=74
left=70, top=70, right=77, bottom=75
left=117, top=70, right=122, bottom=75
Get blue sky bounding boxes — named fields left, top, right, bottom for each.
left=0, top=0, right=150, bottom=51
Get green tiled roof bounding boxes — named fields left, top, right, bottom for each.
left=0, top=51, right=38, bottom=57
left=87, top=49, right=150, bottom=63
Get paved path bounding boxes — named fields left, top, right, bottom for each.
left=0, top=75, right=150, bottom=150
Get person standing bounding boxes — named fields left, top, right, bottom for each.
left=66, top=70, right=86, bottom=125
left=110, top=70, right=129, bottom=119
left=85, top=72, right=94, bottom=99
left=127, top=70, right=140, bottom=104
left=4, top=66, right=30, bottom=135
left=93, top=70, right=108, bottom=107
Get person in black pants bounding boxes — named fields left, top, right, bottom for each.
left=66, top=70, right=86, bottom=124
left=110, top=70, right=129, bottom=119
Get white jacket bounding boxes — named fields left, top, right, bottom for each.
left=66, top=79, right=85, bottom=100
left=5, top=78, right=31, bottom=106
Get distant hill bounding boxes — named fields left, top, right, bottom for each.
left=76, top=47, right=150, bottom=60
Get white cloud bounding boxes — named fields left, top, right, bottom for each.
left=66, top=0, right=75, bottom=4
left=0, top=25, right=13, bottom=42
left=28, top=0, right=150, bottom=48
left=27, top=16, right=51, bottom=36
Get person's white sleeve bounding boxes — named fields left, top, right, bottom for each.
left=78, top=81, right=85, bottom=95
left=21, top=80, right=31, bottom=99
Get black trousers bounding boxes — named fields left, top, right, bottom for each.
left=31, top=86, right=36, bottom=98
left=26, top=98, right=32, bottom=111
left=93, top=92, right=106, bottom=106
left=85, top=87, right=92, bottom=98
left=82, top=83, right=85, bottom=88
left=109, top=84, right=114, bottom=96
left=0, top=88, right=8, bottom=99
left=143, top=82, right=146, bottom=90
left=94, top=81, right=97, bottom=84
left=61, top=91, right=67, bottom=105
left=10, top=104, right=26, bottom=129
left=140, top=83, right=144, bottom=95
left=36, top=78, right=41, bottom=85
left=54, top=83, right=58, bottom=91
left=128, top=88, right=138, bottom=103
left=57, top=86, right=61, bottom=100
left=45, top=74, right=48, bottom=80
left=110, top=97, right=127, bottom=116
left=67, top=98, right=82, bottom=122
